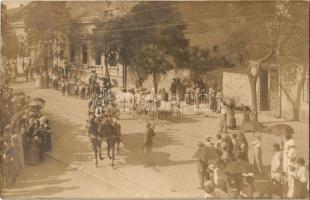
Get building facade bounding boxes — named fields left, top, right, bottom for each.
left=7, top=2, right=134, bottom=87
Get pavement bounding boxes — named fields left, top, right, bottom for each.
left=2, top=80, right=309, bottom=198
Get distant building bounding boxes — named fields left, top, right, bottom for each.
left=7, top=1, right=135, bottom=87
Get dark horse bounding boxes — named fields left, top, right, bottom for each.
left=86, top=116, right=103, bottom=167
left=98, top=117, right=118, bottom=168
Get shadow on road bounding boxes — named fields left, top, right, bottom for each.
left=120, top=132, right=195, bottom=168
left=3, top=112, right=91, bottom=198
left=3, top=157, right=78, bottom=198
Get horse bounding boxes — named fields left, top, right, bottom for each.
left=86, top=117, right=104, bottom=167
left=98, top=117, right=118, bottom=168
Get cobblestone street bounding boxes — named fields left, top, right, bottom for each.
left=2, top=81, right=309, bottom=198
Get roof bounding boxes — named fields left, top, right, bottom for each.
left=7, top=1, right=136, bottom=23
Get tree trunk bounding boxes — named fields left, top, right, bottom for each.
left=248, top=75, right=259, bottom=128
left=122, top=64, right=127, bottom=88
left=104, top=52, right=111, bottom=85
left=152, top=71, right=158, bottom=96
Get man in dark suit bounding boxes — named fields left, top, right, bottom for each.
left=143, top=123, right=155, bottom=153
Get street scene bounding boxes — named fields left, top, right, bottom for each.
left=1, top=1, right=309, bottom=199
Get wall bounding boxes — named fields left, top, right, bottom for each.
left=222, top=72, right=252, bottom=107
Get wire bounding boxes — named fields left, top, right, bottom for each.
left=96, top=13, right=274, bottom=33
left=95, top=3, right=276, bottom=30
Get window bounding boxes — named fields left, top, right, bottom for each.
left=82, top=44, right=88, bottom=64
left=95, top=53, right=101, bottom=65
left=303, top=76, right=309, bottom=102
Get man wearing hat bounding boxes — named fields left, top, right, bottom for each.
left=196, top=141, right=209, bottom=189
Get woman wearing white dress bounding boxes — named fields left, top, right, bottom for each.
left=283, top=132, right=295, bottom=174
left=35, top=74, right=40, bottom=88
left=286, top=142, right=297, bottom=198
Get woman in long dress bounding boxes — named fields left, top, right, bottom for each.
left=25, top=130, right=42, bottom=166
left=285, top=142, right=297, bottom=198
left=293, top=157, right=308, bottom=199
left=241, top=106, right=253, bottom=131
left=283, top=132, right=295, bottom=174
left=35, top=74, right=40, bottom=88
left=11, top=133, right=24, bottom=173
left=252, top=136, right=264, bottom=175
left=227, top=104, right=236, bottom=129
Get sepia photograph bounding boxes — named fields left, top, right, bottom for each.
left=0, top=0, right=309, bottom=199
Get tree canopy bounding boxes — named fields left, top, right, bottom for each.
left=1, top=3, right=19, bottom=59
left=92, top=2, right=190, bottom=92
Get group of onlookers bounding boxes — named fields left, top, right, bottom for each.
left=0, top=84, right=52, bottom=196
left=196, top=130, right=308, bottom=199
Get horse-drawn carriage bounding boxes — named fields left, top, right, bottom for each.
left=87, top=91, right=121, bottom=168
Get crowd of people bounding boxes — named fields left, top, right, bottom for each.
left=0, top=83, right=52, bottom=195
left=195, top=131, right=308, bottom=199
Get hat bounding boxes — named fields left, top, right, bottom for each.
left=5, top=125, right=10, bottom=130
left=197, top=141, right=204, bottom=147
left=208, top=164, right=216, bottom=172
left=207, top=142, right=214, bottom=148
left=287, top=139, right=295, bottom=147
left=204, top=136, right=211, bottom=142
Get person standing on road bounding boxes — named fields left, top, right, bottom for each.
left=143, top=122, right=155, bottom=166
left=143, top=122, right=155, bottom=153
left=218, top=101, right=227, bottom=134
left=196, top=141, right=208, bottom=189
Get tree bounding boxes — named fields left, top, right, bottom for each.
left=185, top=46, right=213, bottom=80
left=130, top=2, right=189, bottom=93
left=1, top=3, right=19, bottom=60
left=100, top=2, right=189, bottom=93
left=92, top=18, right=123, bottom=84
left=224, top=1, right=294, bottom=128
left=24, top=2, right=70, bottom=71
